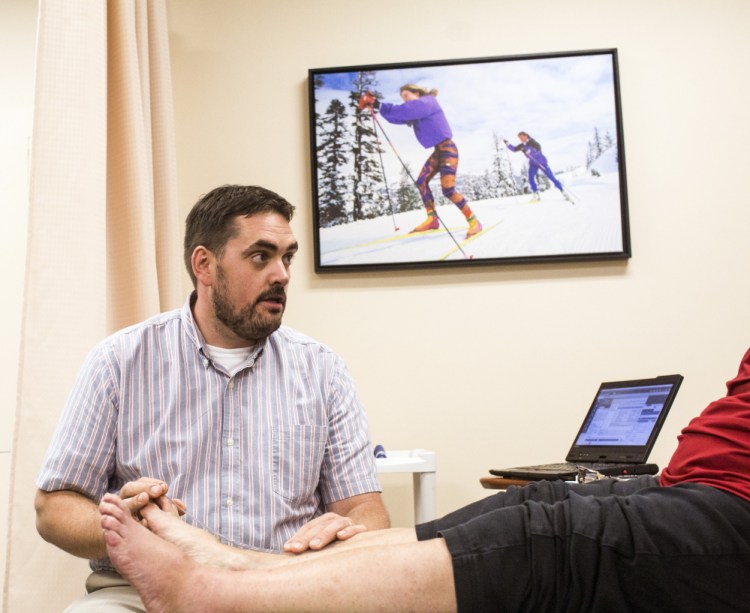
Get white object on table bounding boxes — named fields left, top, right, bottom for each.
left=375, top=449, right=437, bottom=523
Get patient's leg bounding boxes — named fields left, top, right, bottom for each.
left=142, top=502, right=416, bottom=570
left=100, top=493, right=457, bottom=613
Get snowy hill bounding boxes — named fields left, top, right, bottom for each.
left=590, top=145, right=619, bottom=175
left=317, top=159, right=627, bottom=269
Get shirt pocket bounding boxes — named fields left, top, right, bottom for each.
left=272, top=424, right=327, bottom=503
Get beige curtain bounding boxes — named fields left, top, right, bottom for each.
left=4, top=1, right=182, bottom=610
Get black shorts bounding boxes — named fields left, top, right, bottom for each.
left=416, top=477, right=750, bottom=612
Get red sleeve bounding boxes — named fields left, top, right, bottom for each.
left=660, top=347, right=750, bottom=502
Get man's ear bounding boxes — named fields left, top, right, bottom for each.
left=191, top=246, right=214, bottom=287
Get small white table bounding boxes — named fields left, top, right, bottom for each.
left=375, top=449, right=437, bottom=523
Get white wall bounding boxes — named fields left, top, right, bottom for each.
left=165, top=0, right=750, bottom=524
left=4, top=0, right=750, bottom=589
left=1, top=0, right=35, bottom=594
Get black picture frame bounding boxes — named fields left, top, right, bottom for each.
left=308, top=49, right=630, bottom=272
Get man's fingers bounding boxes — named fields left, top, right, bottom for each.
left=335, top=523, right=367, bottom=541
left=283, top=513, right=356, bottom=553
left=118, top=477, right=168, bottom=501
left=306, top=518, right=350, bottom=550
left=151, top=495, right=187, bottom=516
left=121, top=491, right=150, bottom=515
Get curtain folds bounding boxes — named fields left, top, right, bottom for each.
left=5, top=1, right=181, bottom=609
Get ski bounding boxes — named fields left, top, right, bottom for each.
left=560, top=186, right=578, bottom=204
left=438, top=220, right=503, bottom=261
left=324, top=225, right=463, bottom=255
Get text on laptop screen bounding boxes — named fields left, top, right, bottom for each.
left=574, top=384, right=674, bottom=447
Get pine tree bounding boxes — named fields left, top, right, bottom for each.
left=492, top=132, right=521, bottom=197
left=585, top=126, right=617, bottom=170
left=395, top=165, right=421, bottom=213
left=316, top=98, right=350, bottom=226
left=518, top=161, right=531, bottom=193
left=349, top=71, right=386, bottom=220
left=479, top=171, right=495, bottom=200
left=311, top=74, right=324, bottom=125
left=592, top=126, right=603, bottom=158
left=466, top=173, right=488, bottom=201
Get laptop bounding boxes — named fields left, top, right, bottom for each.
left=489, top=374, right=683, bottom=481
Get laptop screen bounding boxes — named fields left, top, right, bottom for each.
left=574, top=383, right=675, bottom=447
left=566, top=374, right=683, bottom=463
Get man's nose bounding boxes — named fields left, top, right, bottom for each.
left=269, top=258, right=291, bottom=285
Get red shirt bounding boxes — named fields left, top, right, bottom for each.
left=660, top=347, right=750, bottom=502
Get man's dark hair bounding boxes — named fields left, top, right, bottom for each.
left=183, top=185, right=295, bottom=286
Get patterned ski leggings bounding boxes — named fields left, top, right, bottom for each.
left=416, top=139, right=472, bottom=218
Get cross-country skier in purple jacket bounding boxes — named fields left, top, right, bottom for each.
left=359, top=85, right=482, bottom=237
left=504, top=132, right=573, bottom=203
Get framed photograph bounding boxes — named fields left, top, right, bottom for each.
left=308, top=49, right=630, bottom=272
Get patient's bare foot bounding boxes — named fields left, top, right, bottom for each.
left=100, top=493, right=216, bottom=612
left=140, top=504, right=239, bottom=567
left=141, top=503, right=288, bottom=570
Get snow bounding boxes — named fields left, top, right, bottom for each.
left=589, top=145, right=619, bottom=175
left=318, top=163, right=625, bottom=267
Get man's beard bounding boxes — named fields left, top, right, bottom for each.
left=212, top=267, right=285, bottom=343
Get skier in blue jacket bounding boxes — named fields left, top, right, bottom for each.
left=504, top=132, right=573, bottom=203
left=360, top=85, right=482, bottom=237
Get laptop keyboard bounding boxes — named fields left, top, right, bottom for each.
left=511, top=462, right=637, bottom=473
left=513, top=462, right=578, bottom=473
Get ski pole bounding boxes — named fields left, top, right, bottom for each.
left=370, top=111, right=418, bottom=185
left=368, top=109, right=400, bottom=231
left=500, top=136, right=523, bottom=195
left=540, top=162, right=578, bottom=204
left=369, top=110, right=471, bottom=259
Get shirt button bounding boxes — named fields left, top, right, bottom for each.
left=227, top=498, right=233, bottom=506
left=229, top=379, right=235, bottom=390
left=227, top=438, right=235, bottom=447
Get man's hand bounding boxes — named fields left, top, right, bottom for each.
left=283, top=512, right=367, bottom=553
left=118, top=477, right=186, bottom=520
left=34, top=478, right=186, bottom=561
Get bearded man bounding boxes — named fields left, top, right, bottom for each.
left=35, top=185, right=389, bottom=612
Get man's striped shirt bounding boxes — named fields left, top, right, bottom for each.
left=37, top=295, right=381, bottom=571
